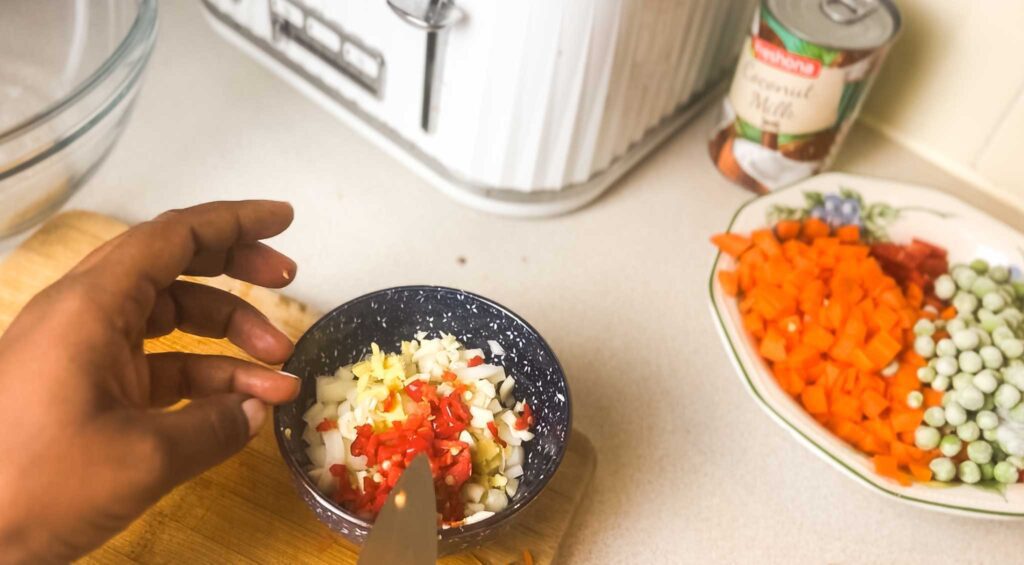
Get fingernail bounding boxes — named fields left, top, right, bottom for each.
left=282, top=269, right=291, bottom=281
left=242, top=398, right=266, bottom=437
left=278, top=370, right=300, bottom=380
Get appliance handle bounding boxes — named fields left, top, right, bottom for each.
left=386, top=0, right=462, bottom=32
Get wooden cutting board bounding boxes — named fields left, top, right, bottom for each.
left=0, top=211, right=595, bottom=565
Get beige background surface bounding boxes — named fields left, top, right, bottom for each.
left=862, top=0, right=1024, bottom=204
left=6, top=2, right=1024, bottom=563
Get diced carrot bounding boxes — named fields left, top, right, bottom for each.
left=710, top=233, right=752, bottom=258
left=804, top=324, right=835, bottom=352
left=940, top=306, right=957, bottom=320
left=718, top=270, right=739, bottom=296
left=836, top=224, right=860, bottom=242
left=775, top=220, right=801, bottom=241
left=864, top=331, right=901, bottom=368
left=713, top=220, right=941, bottom=485
left=923, top=388, right=944, bottom=407
left=891, top=410, right=923, bottom=433
left=801, top=385, right=828, bottom=415
left=759, top=328, right=787, bottom=362
left=801, top=218, right=830, bottom=239
left=908, top=462, right=932, bottom=482
left=752, top=229, right=782, bottom=257
left=861, top=389, right=888, bottom=419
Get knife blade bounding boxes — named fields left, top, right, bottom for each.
left=357, top=454, right=438, bottom=565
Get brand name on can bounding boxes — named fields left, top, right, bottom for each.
left=752, top=38, right=821, bottom=78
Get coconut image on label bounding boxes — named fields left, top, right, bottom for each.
left=709, top=0, right=901, bottom=193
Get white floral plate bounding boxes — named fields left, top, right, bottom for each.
left=709, top=172, right=1024, bottom=519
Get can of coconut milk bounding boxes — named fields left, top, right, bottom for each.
left=709, top=0, right=901, bottom=193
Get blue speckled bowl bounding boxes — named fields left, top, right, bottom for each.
left=274, top=286, right=571, bottom=554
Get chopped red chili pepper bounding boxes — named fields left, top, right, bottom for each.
left=514, top=402, right=534, bottom=431
left=487, top=421, right=506, bottom=447
left=467, top=356, right=484, bottom=367
left=442, top=370, right=458, bottom=382
left=316, top=418, right=338, bottom=432
left=381, top=392, right=397, bottom=412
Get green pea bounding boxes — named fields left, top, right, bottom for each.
left=982, top=395, right=996, bottom=412
left=1008, top=456, right=1024, bottom=470
left=957, top=421, right=981, bottom=442
left=973, top=276, right=999, bottom=298
left=995, top=383, right=1022, bottom=409
left=973, top=370, right=999, bottom=394
left=934, top=275, right=957, bottom=300
left=959, top=460, right=982, bottom=484
left=940, top=434, right=963, bottom=457
left=1013, top=282, right=1024, bottom=298
left=946, top=318, right=967, bottom=335
left=974, top=327, right=994, bottom=347
left=923, top=406, right=946, bottom=427
left=984, top=292, right=1007, bottom=312
left=914, top=426, right=941, bottom=450
left=952, top=373, right=973, bottom=391
left=982, top=315, right=1008, bottom=333
left=917, top=366, right=936, bottom=384
left=953, top=329, right=980, bottom=352
left=977, top=410, right=1000, bottom=430
left=994, top=461, right=1019, bottom=484
left=935, top=356, right=958, bottom=377
left=932, top=374, right=951, bottom=392
left=967, top=440, right=994, bottom=464
left=906, top=391, right=924, bottom=409
left=970, top=259, right=990, bottom=274
left=992, top=326, right=1016, bottom=344
left=980, top=345, right=1004, bottom=369
left=983, top=428, right=1000, bottom=442
left=914, top=335, right=936, bottom=359
left=1003, top=366, right=1024, bottom=390
left=990, top=265, right=1010, bottom=283
left=957, top=386, right=985, bottom=411
left=958, top=351, right=983, bottom=373
left=913, top=318, right=935, bottom=337
left=930, top=457, right=957, bottom=482
left=1009, top=403, right=1024, bottom=423
left=953, top=267, right=978, bottom=290
left=981, top=462, right=996, bottom=480
left=936, top=339, right=958, bottom=358
left=944, top=402, right=968, bottom=427
left=999, top=338, right=1024, bottom=360
left=953, top=293, right=979, bottom=316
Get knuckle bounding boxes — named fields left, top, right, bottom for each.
left=205, top=401, right=248, bottom=452
left=128, top=427, right=173, bottom=487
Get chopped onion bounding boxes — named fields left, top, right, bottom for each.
left=302, top=402, right=327, bottom=427
left=462, top=348, right=485, bottom=361
left=470, top=406, right=494, bottom=428
left=483, top=489, right=508, bottom=512
left=497, top=422, right=521, bottom=446
left=487, top=398, right=502, bottom=413
left=323, top=429, right=345, bottom=467
left=499, top=377, right=515, bottom=406
left=306, top=445, right=327, bottom=468
left=314, top=467, right=336, bottom=494
left=506, top=445, right=525, bottom=467
left=505, top=477, right=519, bottom=497
left=317, top=376, right=353, bottom=403
left=488, top=340, right=505, bottom=356
left=302, top=424, right=323, bottom=446
left=458, top=430, right=477, bottom=448
left=455, top=364, right=500, bottom=382
left=505, top=464, right=523, bottom=479
left=462, top=482, right=485, bottom=503
left=334, top=366, right=355, bottom=381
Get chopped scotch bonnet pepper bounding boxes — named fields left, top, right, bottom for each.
left=712, top=218, right=946, bottom=485
left=302, top=333, right=534, bottom=526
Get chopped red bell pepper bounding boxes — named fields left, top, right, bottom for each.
left=316, top=418, right=338, bottom=432
left=487, top=421, right=506, bottom=447
left=467, top=356, right=484, bottom=367
left=514, top=402, right=534, bottom=431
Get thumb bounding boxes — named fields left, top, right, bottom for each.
left=147, top=394, right=266, bottom=489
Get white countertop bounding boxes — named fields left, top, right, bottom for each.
left=27, top=2, right=1024, bottom=563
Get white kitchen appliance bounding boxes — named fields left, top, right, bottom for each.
left=203, top=0, right=758, bottom=216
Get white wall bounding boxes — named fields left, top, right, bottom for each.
left=860, top=0, right=1024, bottom=201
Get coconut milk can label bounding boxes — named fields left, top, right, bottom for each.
left=729, top=37, right=845, bottom=135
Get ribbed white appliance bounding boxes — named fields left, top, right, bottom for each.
left=203, top=0, right=758, bottom=216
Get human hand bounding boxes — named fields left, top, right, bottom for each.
left=0, top=201, right=301, bottom=563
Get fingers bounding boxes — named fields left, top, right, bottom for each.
left=146, top=281, right=293, bottom=364
left=147, top=352, right=300, bottom=407
left=72, top=201, right=294, bottom=322
left=145, top=394, right=265, bottom=488
left=189, top=242, right=297, bottom=289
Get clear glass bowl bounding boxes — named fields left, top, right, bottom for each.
left=0, top=0, right=157, bottom=238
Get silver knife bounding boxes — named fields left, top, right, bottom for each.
left=357, top=454, right=438, bottom=565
